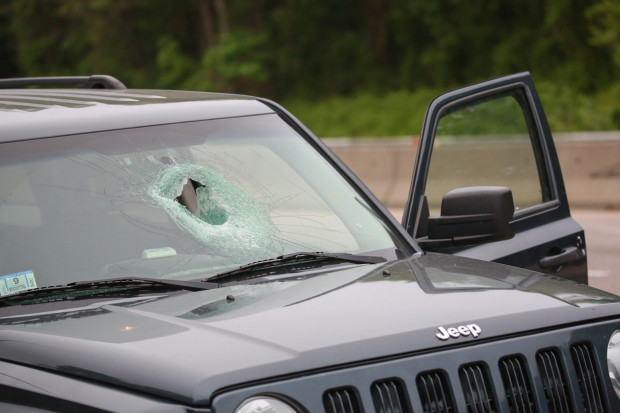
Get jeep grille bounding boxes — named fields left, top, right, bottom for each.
left=214, top=323, right=618, bottom=413
left=323, top=341, right=609, bottom=413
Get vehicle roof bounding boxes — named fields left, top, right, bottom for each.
left=0, top=89, right=274, bottom=143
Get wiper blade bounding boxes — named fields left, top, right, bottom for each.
left=0, top=276, right=220, bottom=303
left=204, top=251, right=386, bottom=283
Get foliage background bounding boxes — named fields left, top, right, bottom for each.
left=1, top=0, right=618, bottom=136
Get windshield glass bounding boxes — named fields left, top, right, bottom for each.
left=0, top=113, right=405, bottom=292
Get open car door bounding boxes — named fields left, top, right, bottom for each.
left=403, top=72, right=588, bottom=284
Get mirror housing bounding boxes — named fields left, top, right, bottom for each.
left=422, top=186, right=514, bottom=247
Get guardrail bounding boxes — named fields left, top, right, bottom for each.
left=324, top=132, right=620, bottom=210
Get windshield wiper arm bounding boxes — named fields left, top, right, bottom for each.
left=203, top=251, right=386, bottom=283
left=0, top=276, right=220, bottom=303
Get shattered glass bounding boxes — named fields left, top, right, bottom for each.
left=148, top=164, right=276, bottom=255
left=0, top=114, right=404, bottom=288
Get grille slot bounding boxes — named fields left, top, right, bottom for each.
left=324, top=387, right=362, bottom=413
left=416, top=370, right=455, bottom=413
left=536, top=349, right=572, bottom=413
left=371, top=379, right=410, bottom=413
left=499, top=356, right=536, bottom=413
left=459, top=363, right=496, bottom=412
left=570, top=343, right=606, bottom=413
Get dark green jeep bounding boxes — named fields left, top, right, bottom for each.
left=0, top=73, right=617, bottom=412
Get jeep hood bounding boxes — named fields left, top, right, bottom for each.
left=0, top=253, right=618, bottom=405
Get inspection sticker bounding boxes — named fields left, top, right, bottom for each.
left=0, top=271, right=38, bottom=297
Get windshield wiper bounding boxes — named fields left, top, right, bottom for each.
left=203, top=251, right=386, bottom=283
left=0, top=276, right=220, bottom=304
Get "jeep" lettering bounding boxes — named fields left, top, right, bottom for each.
left=435, top=324, right=481, bottom=341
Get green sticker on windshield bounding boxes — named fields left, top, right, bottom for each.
left=0, top=270, right=38, bottom=296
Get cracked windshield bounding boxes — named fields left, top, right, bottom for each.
left=0, top=114, right=401, bottom=292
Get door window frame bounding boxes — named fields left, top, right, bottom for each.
left=404, top=73, right=570, bottom=238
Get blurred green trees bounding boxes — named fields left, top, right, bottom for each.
left=1, top=0, right=618, bottom=134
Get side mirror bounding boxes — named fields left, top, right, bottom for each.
left=419, top=186, right=514, bottom=248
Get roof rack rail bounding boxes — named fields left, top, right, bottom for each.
left=0, top=75, right=126, bottom=90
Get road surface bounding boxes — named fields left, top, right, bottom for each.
left=574, top=210, right=620, bottom=295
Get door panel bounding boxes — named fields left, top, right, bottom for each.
left=404, top=72, right=588, bottom=284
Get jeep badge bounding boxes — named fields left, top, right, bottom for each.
left=436, top=324, right=481, bottom=341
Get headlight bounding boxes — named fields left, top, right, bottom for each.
left=234, top=396, right=300, bottom=413
left=608, top=331, right=620, bottom=399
